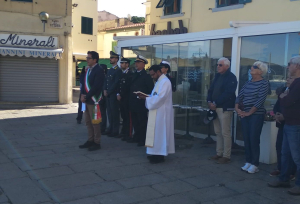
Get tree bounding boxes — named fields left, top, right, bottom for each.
left=130, top=16, right=145, bottom=24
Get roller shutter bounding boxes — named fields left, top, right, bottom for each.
left=0, top=56, right=58, bottom=102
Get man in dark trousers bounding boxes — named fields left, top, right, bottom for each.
left=117, top=57, right=133, bottom=140
left=128, top=55, right=154, bottom=146
left=100, top=64, right=108, bottom=134
left=79, top=51, right=105, bottom=151
left=103, top=51, right=122, bottom=137
left=76, top=66, right=86, bottom=124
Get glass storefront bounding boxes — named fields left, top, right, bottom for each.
left=118, top=21, right=300, bottom=143
left=122, top=38, right=232, bottom=137
left=236, top=32, right=300, bottom=140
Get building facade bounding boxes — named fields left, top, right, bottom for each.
left=0, top=0, right=98, bottom=103
left=144, top=0, right=300, bottom=35
left=117, top=0, right=300, bottom=144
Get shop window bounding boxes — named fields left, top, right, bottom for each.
left=156, top=0, right=181, bottom=16
left=81, top=17, right=93, bottom=35
left=217, top=0, right=252, bottom=8
left=236, top=32, right=300, bottom=140
left=11, top=0, right=33, bottom=2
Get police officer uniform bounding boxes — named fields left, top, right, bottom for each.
left=129, top=55, right=154, bottom=146
left=103, top=51, right=123, bottom=136
left=117, top=57, right=133, bottom=141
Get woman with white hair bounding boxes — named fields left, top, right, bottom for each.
left=235, top=61, right=269, bottom=174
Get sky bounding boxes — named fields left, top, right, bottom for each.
left=98, top=0, right=146, bottom=18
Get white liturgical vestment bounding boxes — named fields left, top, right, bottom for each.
left=145, top=74, right=175, bottom=156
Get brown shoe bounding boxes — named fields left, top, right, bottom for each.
left=270, top=170, right=280, bottom=177
left=209, top=155, right=222, bottom=160
left=216, top=157, right=231, bottom=164
left=288, top=186, right=300, bottom=196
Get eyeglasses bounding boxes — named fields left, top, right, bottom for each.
left=110, top=57, right=117, bottom=59
left=217, top=64, right=223, bottom=67
left=86, top=57, right=92, bottom=60
left=252, top=65, right=260, bottom=70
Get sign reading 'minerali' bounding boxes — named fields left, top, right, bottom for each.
left=0, top=34, right=58, bottom=49
left=150, top=20, right=188, bottom=35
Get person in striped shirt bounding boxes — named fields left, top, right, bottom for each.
left=235, top=61, right=269, bottom=174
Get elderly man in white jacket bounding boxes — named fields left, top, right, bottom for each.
left=136, top=65, right=175, bottom=164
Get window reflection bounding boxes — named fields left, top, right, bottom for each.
left=122, top=38, right=233, bottom=137
left=236, top=32, right=300, bottom=140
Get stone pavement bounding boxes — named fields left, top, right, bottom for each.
left=0, top=104, right=299, bottom=204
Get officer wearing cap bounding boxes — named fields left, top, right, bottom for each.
left=128, top=55, right=154, bottom=146
left=117, top=57, right=133, bottom=140
left=160, top=61, right=176, bottom=92
left=103, top=51, right=122, bottom=137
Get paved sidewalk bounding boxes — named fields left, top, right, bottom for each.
left=0, top=104, right=299, bottom=204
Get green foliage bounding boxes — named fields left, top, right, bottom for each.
left=130, top=16, right=145, bottom=24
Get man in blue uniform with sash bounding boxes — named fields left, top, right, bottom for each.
left=103, top=51, right=123, bottom=137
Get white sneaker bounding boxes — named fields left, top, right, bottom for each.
left=247, top=165, right=259, bottom=174
left=241, top=163, right=251, bottom=171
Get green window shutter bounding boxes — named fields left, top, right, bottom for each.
left=81, top=17, right=93, bottom=35
left=239, top=0, right=252, bottom=4
left=87, top=18, right=93, bottom=35
left=81, top=17, right=86, bottom=34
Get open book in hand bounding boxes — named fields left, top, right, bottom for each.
left=133, top=91, right=149, bottom=97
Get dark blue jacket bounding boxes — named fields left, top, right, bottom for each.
left=81, top=64, right=105, bottom=105
left=207, top=69, right=237, bottom=111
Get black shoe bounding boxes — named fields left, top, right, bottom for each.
left=121, top=137, right=128, bottom=141
left=147, top=155, right=154, bottom=160
left=150, top=155, right=165, bottom=164
left=127, top=138, right=137, bottom=143
left=103, top=132, right=111, bottom=135
left=114, top=134, right=122, bottom=138
left=79, top=141, right=94, bottom=149
left=137, top=143, right=145, bottom=147
left=107, top=133, right=114, bottom=137
left=88, top=143, right=101, bottom=151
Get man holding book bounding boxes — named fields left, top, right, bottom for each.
left=137, top=65, right=175, bottom=163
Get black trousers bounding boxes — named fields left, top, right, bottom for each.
left=106, top=95, right=120, bottom=134
left=131, top=110, right=148, bottom=145
left=99, top=96, right=107, bottom=132
left=120, top=100, right=132, bottom=138
left=76, top=95, right=83, bottom=121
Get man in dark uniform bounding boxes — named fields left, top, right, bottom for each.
left=128, top=55, right=154, bottom=146
left=117, top=57, right=133, bottom=140
left=103, top=51, right=122, bottom=137
left=100, top=64, right=108, bottom=134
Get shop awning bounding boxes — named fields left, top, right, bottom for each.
left=0, top=47, right=63, bottom=59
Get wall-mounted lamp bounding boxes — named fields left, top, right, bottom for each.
left=72, top=4, right=78, bottom=7
left=39, top=12, right=49, bottom=32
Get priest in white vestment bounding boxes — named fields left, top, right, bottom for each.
left=137, top=65, right=175, bottom=164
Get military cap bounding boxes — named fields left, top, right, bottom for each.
left=134, top=55, right=148, bottom=64
left=110, top=51, right=120, bottom=58
left=120, top=56, right=131, bottom=64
